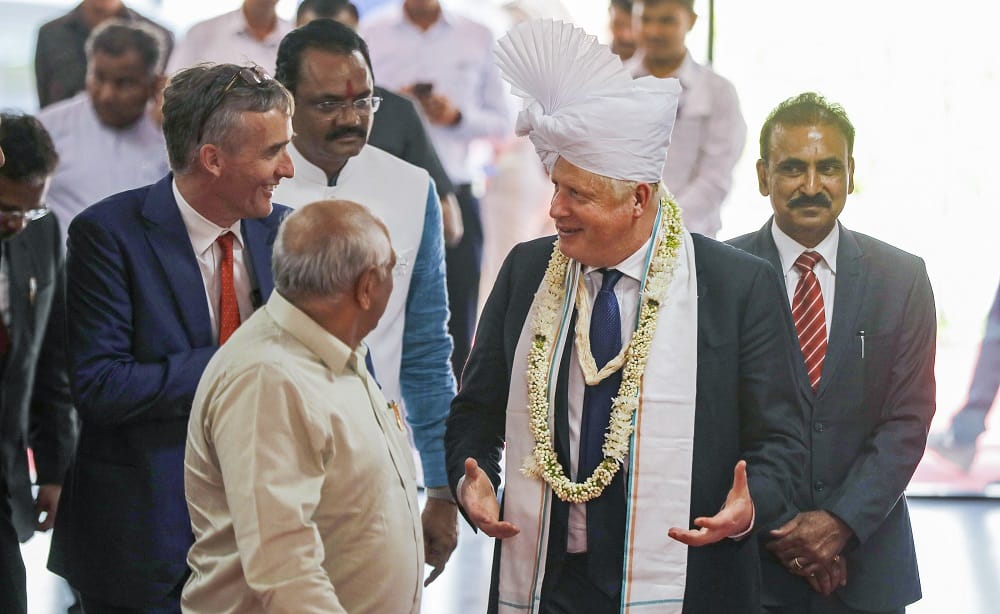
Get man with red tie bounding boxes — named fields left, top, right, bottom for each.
left=728, top=92, right=937, bottom=614
left=47, top=63, right=294, bottom=613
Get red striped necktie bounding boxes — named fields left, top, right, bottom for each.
left=792, top=251, right=827, bottom=391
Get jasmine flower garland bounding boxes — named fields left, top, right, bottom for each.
left=521, top=196, right=684, bottom=503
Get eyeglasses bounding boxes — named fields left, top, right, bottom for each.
left=311, top=96, right=382, bottom=116
left=196, top=66, right=274, bottom=143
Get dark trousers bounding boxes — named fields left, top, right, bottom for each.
left=540, top=553, right=619, bottom=614
left=446, top=184, right=483, bottom=383
left=0, top=472, right=28, bottom=614
left=80, top=578, right=183, bottom=614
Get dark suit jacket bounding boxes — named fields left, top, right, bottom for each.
left=445, top=234, right=808, bottom=613
left=0, top=213, right=76, bottom=541
left=728, top=219, right=936, bottom=612
left=47, top=175, right=286, bottom=607
left=370, top=86, right=455, bottom=198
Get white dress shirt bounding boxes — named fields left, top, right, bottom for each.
left=771, top=221, right=840, bottom=336
left=628, top=51, right=746, bottom=237
left=361, top=7, right=512, bottom=184
left=565, top=241, right=650, bottom=553
left=38, top=92, right=168, bottom=244
left=166, top=8, right=293, bottom=75
left=172, top=181, right=253, bottom=343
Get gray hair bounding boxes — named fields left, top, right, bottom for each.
left=85, top=19, right=167, bottom=76
left=273, top=200, right=392, bottom=300
left=162, top=63, right=294, bottom=174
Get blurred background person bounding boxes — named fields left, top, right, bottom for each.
left=167, top=0, right=292, bottom=75
left=608, top=0, right=637, bottom=60
left=35, top=0, right=173, bottom=109
left=38, top=19, right=169, bottom=244
left=627, top=0, right=746, bottom=238
left=930, top=279, right=1000, bottom=471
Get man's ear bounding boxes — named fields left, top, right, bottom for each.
left=847, top=156, right=855, bottom=195
left=756, top=159, right=770, bottom=197
left=355, top=267, right=378, bottom=311
left=199, top=143, right=224, bottom=178
left=633, top=182, right=654, bottom=218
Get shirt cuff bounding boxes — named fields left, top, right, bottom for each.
left=729, top=503, right=756, bottom=541
left=426, top=486, right=456, bottom=504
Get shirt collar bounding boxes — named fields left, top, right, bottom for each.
left=771, top=219, right=839, bottom=275
left=674, top=51, right=697, bottom=89
left=265, top=290, right=356, bottom=376
left=625, top=48, right=694, bottom=85
left=582, top=232, right=655, bottom=284
left=394, top=4, right=453, bottom=31
left=171, top=178, right=244, bottom=255
left=288, top=141, right=367, bottom=187
left=230, top=7, right=287, bottom=43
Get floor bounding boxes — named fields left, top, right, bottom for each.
left=20, top=495, right=1000, bottom=614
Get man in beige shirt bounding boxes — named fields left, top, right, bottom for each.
left=183, top=200, right=424, bottom=613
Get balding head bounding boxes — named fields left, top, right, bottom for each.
left=273, top=200, right=392, bottom=301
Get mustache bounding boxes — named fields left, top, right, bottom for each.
left=788, top=194, right=832, bottom=208
left=325, top=126, right=368, bottom=141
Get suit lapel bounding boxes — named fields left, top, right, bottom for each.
left=141, top=175, right=213, bottom=346
left=241, top=214, right=280, bottom=306
left=4, top=231, right=42, bottom=358
left=816, top=224, right=865, bottom=397
left=751, top=219, right=815, bottom=400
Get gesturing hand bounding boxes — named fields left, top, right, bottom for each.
left=668, top=460, right=753, bottom=546
left=458, top=458, right=519, bottom=539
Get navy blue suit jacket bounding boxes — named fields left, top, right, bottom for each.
left=729, top=220, right=936, bottom=612
left=48, top=175, right=287, bottom=607
left=446, top=234, right=808, bottom=613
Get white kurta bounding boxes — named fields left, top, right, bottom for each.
left=272, top=144, right=428, bottom=406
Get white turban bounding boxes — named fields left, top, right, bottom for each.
left=494, top=19, right=681, bottom=183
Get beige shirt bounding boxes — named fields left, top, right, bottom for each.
left=182, top=291, right=423, bottom=613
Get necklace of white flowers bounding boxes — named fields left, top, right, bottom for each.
left=522, top=195, right=684, bottom=503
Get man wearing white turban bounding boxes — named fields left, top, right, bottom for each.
left=445, top=19, right=808, bottom=614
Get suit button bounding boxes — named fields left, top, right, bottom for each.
left=815, top=481, right=825, bottom=492
left=814, top=422, right=825, bottom=432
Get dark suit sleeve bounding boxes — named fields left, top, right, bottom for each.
left=738, top=261, right=809, bottom=530
left=444, top=244, right=520, bottom=501
left=396, top=97, right=455, bottom=198
left=825, top=261, right=936, bottom=543
left=66, top=214, right=215, bottom=427
left=27, top=219, right=77, bottom=486
left=34, top=26, right=56, bottom=108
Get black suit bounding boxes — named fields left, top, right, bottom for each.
left=728, top=220, right=935, bottom=613
left=446, top=233, right=808, bottom=613
left=0, top=213, right=76, bottom=613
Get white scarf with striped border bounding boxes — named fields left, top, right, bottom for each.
left=497, top=230, right=699, bottom=613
